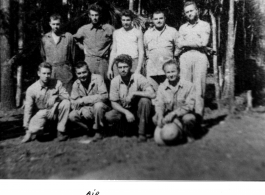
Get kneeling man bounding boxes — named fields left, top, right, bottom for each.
left=105, top=54, right=156, bottom=141
left=22, top=62, right=70, bottom=143
left=69, top=61, right=109, bottom=141
left=153, top=60, right=197, bottom=145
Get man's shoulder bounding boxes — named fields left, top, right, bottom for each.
left=91, top=73, right=104, bottom=82
left=180, top=79, right=194, bottom=89
left=198, top=19, right=210, bottom=26
left=78, top=24, right=92, bottom=31
left=103, top=23, right=115, bottom=31
left=165, top=25, right=177, bottom=32
left=111, top=75, right=121, bottom=84
left=144, top=28, right=153, bottom=36
left=64, top=32, right=73, bottom=37
left=26, top=81, right=39, bottom=93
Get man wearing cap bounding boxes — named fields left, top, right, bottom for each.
left=153, top=60, right=197, bottom=145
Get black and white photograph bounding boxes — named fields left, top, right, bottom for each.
left=1, top=0, right=265, bottom=187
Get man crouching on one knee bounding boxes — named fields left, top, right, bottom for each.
left=105, top=54, right=156, bottom=142
left=22, top=62, right=71, bottom=143
left=69, top=61, right=109, bottom=142
left=153, top=59, right=197, bottom=145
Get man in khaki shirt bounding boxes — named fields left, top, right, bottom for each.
left=69, top=61, right=109, bottom=141
left=144, top=10, right=179, bottom=91
left=153, top=60, right=197, bottom=145
left=178, top=1, right=211, bottom=117
left=105, top=54, right=156, bottom=142
left=22, top=62, right=70, bottom=143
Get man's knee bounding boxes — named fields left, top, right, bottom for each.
left=139, top=98, right=151, bottom=107
left=69, top=110, right=79, bottom=122
left=93, top=102, right=105, bottom=112
left=182, top=113, right=196, bottom=124
left=105, top=110, right=122, bottom=123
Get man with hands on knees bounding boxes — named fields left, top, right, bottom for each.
left=22, top=62, right=71, bottom=143
left=69, top=61, right=109, bottom=142
left=105, top=54, right=156, bottom=142
left=153, top=60, right=197, bottom=146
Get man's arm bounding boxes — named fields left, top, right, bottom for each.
left=23, top=88, right=34, bottom=129
left=68, top=34, right=76, bottom=65
left=178, top=22, right=210, bottom=48
left=40, top=37, right=46, bottom=62
left=131, top=86, right=156, bottom=99
left=153, top=86, right=166, bottom=127
left=111, top=101, right=135, bottom=123
left=173, top=29, right=181, bottom=58
left=108, top=31, right=117, bottom=80
left=135, top=30, right=144, bottom=74
left=73, top=27, right=85, bottom=51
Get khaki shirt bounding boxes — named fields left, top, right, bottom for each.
left=155, top=79, right=196, bottom=116
left=23, top=79, right=69, bottom=128
left=74, top=23, right=115, bottom=58
left=110, top=73, right=151, bottom=108
left=144, top=25, right=179, bottom=76
left=71, top=74, right=108, bottom=109
left=41, top=32, right=75, bottom=65
left=178, top=19, right=210, bottom=48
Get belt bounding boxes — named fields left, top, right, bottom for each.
left=86, top=55, right=108, bottom=60
left=52, top=61, right=69, bottom=66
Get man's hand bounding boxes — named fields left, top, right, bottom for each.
left=125, top=92, right=135, bottom=104
left=157, top=114, right=164, bottom=128
left=73, top=98, right=84, bottom=110
left=46, top=96, right=58, bottom=109
left=107, top=69, right=114, bottom=80
left=163, top=111, right=176, bottom=124
left=125, top=110, right=135, bottom=123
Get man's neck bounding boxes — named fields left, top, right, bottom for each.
left=81, top=74, right=91, bottom=89
left=169, top=77, right=180, bottom=87
left=39, top=80, right=49, bottom=87
left=121, top=73, right=132, bottom=85
left=123, top=26, right=133, bottom=31
left=188, top=17, right=199, bottom=25
left=155, top=25, right=165, bottom=31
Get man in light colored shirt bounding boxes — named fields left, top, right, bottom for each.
left=74, top=4, right=115, bottom=88
left=22, top=62, right=70, bottom=143
left=108, top=10, right=144, bottom=79
left=144, top=10, right=179, bottom=91
left=69, top=61, right=109, bottom=142
left=105, top=54, right=156, bottom=142
left=153, top=60, right=197, bottom=146
left=178, top=1, right=211, bottom=117
left=41, top=14, right=75, bottom=94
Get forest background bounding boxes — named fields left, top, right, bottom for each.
left=0, top=0, right=265, bottom=112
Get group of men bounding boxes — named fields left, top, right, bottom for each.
left=22, top=1, right=210, bottom=146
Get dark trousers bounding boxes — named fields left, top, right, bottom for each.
left=105, top=98, right=152, bottom=136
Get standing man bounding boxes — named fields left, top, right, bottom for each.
left=178, top=1, right=211, bottom=117
left=69, top=61, right=109, bottom=141
left=22, top=62, right=70, bottom=143
left=41, top=14, right=75, bottom=94
left=144, top=10, right=179, bottom=91
left=105, top=54, right=156, bottom=142
left=153, top=60, right=197, bottom=145
left=74, top=4, right=115, bottom=88
left=108, top=9, right=144, bottom=79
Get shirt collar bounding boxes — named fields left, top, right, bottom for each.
left=163, top=78, right=183, bottom=91
left=118, top=73, right=135, bottom=85
left=151, top=24, right=168, bottom=33
left=90, top=23, right=106, bottom=31
left=47, top=31, right=66, bottom=37
left=76, top=74, right=97, bottom=90
left=38, top=79, right=56, bottom=89
left=187, top=19, right=200, bottom=26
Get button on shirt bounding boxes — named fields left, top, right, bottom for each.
left=110, top=74, right=151, bottom=109
left=155, top=79, right=196, bottom=116
left=23, top=79, right=69, bottom=128
left=71, top=74, right=108, bottom=108
left=144, top=25, right=179, bottom=76
left=41, top=32, right=75, bottom=65
left=178, top=19, right=210, bottom=49
left=74, top=23, right=115, bottom=58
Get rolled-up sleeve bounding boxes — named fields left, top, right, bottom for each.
left=23, top=88, right=34, bottom=128
left=109, top=78, right=120, bottom=102
left=154, top=86, right=165, bottom=115
left=57, top=81, right=70, bottom=100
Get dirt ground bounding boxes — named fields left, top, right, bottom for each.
left=1, top=106, right=265, bottom=180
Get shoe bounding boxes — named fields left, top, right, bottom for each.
left=21, top=131, right=32, bottom=143
left=91, top=132, right=103, bottom=142
left=57, top=131, right=68, bottom=142
left=137, top=135, right=147, bottom=143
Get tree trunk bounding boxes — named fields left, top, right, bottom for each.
left=16, top=0, right=24, bottom=107
left=138, top=0, right=141, bottom=14
left=222, top=0, right=235, bottom=109
left=129, top=0, right=134, bottom=11
left=0, top=0, right=15, bottom=110
left=210, top=11, right=221, bottom=109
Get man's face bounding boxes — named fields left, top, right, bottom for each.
left=152, top=13, right=166, bottom=29
left=121, top=16, right=132, bottom=30
left=117, top=62, right=131, bottom=78
left=89, top=10, right=100, bottom=24
left=38, top=67, right=51, bottom=84
left=164, top=64, right=179, bottom=82
left=76, top=65, right=89, bottom=83
left=49, top=19, right=61, bottom=34
left=184, top=4, right=198, bottom=22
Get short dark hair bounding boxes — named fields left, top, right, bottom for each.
left=152, top=10, right=166, bottom=18
left=114, top=54, right=133, bottom=68
left=121, top=10, right=134, bottom=20
left=162, top=59, right=180, bottom=72
left=89, top=4, right=102, bottom=13
left=184, top=1, right=197, bottom=9
left=38, top=62, right=52, bottom=71
left=75, top=61, right=89, bottom=70
left=50, top=13, right=62, bottom=22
